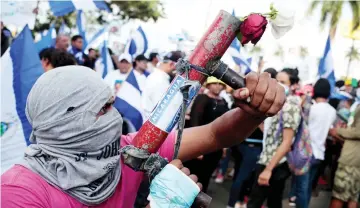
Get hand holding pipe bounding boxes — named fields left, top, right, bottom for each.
left=123, top=10, right=243, bottom=208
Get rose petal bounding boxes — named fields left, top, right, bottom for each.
left=251, top=27, right=266, bottom=45
left=241, top=35, right=251, bottom=45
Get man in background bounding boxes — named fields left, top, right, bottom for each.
left=54, top=35, right=69, bottom=52
left=329, top=101, right=360, bottom=208
left=39, top=48, right=77, bottom=72
left=84, top=48, right=97, bottom=69
left=132, top=54, right=149, bottom=91
left=147, top=52, right=159, bottom=73
left=103, top=53, right=132, bottom=95
left=68, top=35, right=86, bottom=65
left=142, top=51, right=183, bottom=119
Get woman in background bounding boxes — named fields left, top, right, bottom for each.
left=184, top=77, right=231, bottom=193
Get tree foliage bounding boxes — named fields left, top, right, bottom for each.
left=33, top=1, right=165, bottom=33
left=308, top=1, right=360, bottom=39
left=299, top=46, right=309, bottom=59
left=108, top=1, right=164, bottom=22
left=274, top=45, right=284, bottom=60
left=346, top=46, right=360, bottom=61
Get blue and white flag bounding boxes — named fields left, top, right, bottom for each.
left=76, top=10, right=88, bottom=50
left=49, top=0, right=110, bottom=17
left=226, top=10, right=252, bottom=73
left=318, top=35, right=336, bottom=95
left=126, top=26, right=148, bottom=58
left=1, top=25, right=43, bottom=173
left=35, top=23, right=56, bottom=52
left=86, top=27, right=107, bottom=51
left=98, top=40, right=114, bottom=78
left=113, top=70, right=149, bottom=130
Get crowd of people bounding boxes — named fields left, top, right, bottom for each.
left=1, top=28, right=360, bottom=208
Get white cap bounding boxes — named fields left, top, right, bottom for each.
left=118, top=53, right=132, bottom=63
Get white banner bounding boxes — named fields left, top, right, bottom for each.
left=1, top=1, right=37, bottom=29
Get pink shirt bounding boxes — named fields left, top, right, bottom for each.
left=1, top=132, right=176, bottom=208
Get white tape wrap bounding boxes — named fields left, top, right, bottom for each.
left=147, top=164, right=200, bottom=208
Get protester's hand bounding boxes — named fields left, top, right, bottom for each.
left=258, top=168, right=272, bottom=186
left=233, top=72, right=286, bottom=117
left=196, top=155, right=204, bottom=160
left=329, top=128, right=337, bottom=138
left=170, top=159, right=203, bottom=190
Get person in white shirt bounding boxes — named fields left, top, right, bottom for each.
left=141, top=51, right=184, bottom=119
left=288, top=78, right=337, bottom=207
left=147, top=52, right=160, bottom=73
left=103, top=53, right=132, bottom=95
left=132, top=54, right=150, bottom=92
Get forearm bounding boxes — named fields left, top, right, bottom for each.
left=211, top=108, right=264, bottom=148
left=337, top=128, right=360, bottom=140
left=178, top=108, right=264, bottom=162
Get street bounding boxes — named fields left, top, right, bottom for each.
left=207, top=178, right=332, bottom=208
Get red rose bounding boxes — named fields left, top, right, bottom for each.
left=240, top=14, right=268, bottom=45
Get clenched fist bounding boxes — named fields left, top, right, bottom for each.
left=233, top=72, right=286, bottom=117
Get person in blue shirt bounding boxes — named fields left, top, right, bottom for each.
left=68, top=35, right=87, bottom=65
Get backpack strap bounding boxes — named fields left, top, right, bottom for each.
left=275, top=110, right=284, bottom=140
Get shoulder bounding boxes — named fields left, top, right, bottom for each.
left=283, top=96, right=301, bottom=114
left=1, top=165, right=52, bottom=207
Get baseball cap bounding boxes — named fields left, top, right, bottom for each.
left=118, top=53, right=132, bottom=63
left=163, top=51, right=184, bottom=63
left=134, top=54, right=148, bottom=62
left=206, top=76, right=226, bottom=86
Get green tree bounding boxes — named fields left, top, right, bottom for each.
left=33, top=1, right=164, bottom=33
left=274, top=45, right=284, bottom=61
left=299, top=46, right=309, bottom=59
left=250, top=45, right=263, bottom=55
left=108, top=1, right=164, bottom=22
left=308, top=1, right=360, bottom=40
left=346, top=41, right=360, bottom=77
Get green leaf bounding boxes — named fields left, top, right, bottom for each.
left=237, top=32, right=243, bottom=43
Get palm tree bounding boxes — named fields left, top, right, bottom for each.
left=248, top=45, right=263, bottom=73
left=299, top=46, right=309, bottom=59
left=274, top=45, right=285, bottom=62
left=346, top=42, right=360, bottom=77
left=308, top=1, right=360, bottom=40
left=250, top=45, right=263, bottom=55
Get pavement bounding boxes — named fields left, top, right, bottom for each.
left=207, top=178, right=332, bottom=208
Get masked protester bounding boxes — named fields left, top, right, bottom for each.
left=1, top=66, right=285, bottom=208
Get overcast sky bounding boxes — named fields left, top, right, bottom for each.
left=117, top=0, right=357, bottom=81
left=32, top=0, right=360, bottom=80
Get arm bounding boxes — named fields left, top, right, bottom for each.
left=266, top=128, right=293, bottom=171
left=179, top=108, right=263, bottom=161
left=178, top=72, right=286, bottom=162
left=335, top=106, right=360, bottom=140
left=336, top=127, right=360, bottom=140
